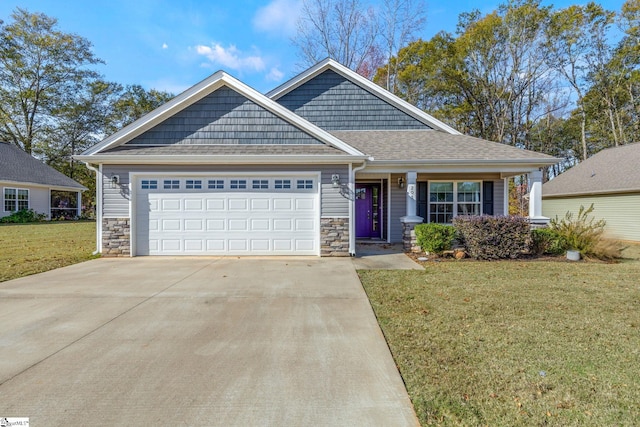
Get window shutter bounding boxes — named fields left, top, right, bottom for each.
left=417, top=182, right=428, bottom=221
left=483, top=181, right=494, bottom=215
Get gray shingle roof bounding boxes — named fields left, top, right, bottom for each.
left=0, top=143, right=86, bottom=190
left=103, top=144, right=347, bottom=156
left=329, top=130, right=558, bottom=163
left=543, top=143, right=640, bottom=197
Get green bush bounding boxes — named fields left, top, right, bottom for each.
left=530, top=228, right=565, bottom=255
left=0, top=209, right=47, bottom=224
left=414, top=223, right=456, bottom=254
left=550, top=204, right=623, bottom=259
left=452, top=215, right=530, bottom=260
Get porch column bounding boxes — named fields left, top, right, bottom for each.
left=400, top=171, right=423, bottom=252
left=528, top=170, right=549, bottom=225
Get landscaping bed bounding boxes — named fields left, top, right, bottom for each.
left=0, top=221, right=97, bottom=282
left=359, top=245, right=640, bottom=426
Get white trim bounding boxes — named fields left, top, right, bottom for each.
left=81, top=71, right=365, bottom=157
left=129, top=171, right=322, bottom=257
left=97, top=164, right=103, bottom=252
left=75, top=154, right=367, bottom=165
left=2, top=187, right=30, bottom=213
left=267, top=58, right=462, bottom=135
left=349, top=161, right=368, bottom=255
left=0, top=180, right=85, bottom=192
left=387, top=174, right=392, bottom=243
left=503, top=177, right=509, bottom=215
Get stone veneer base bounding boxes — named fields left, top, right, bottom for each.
left=102, top=218, right=131, bottom=257
left=320, top=218, right=350, bottom=257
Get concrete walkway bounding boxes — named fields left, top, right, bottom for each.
left=0, top=257, right=418, bottom=426
left=352, top=243, right=424, bottom=270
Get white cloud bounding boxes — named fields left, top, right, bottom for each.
left=266, top=67, right=284, bottom=82
left=253, top=0, right=302, bottom=36
left=162, top=43, right=168, bottom=49
left=195, top=43, right=265, bottom=72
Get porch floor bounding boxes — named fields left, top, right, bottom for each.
left=352, top=243, right=424, bottom=270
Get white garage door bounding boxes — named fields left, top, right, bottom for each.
left=134, top=175, right=319, bottom=256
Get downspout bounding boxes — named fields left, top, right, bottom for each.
left=83, top=162, right=102, bottom=255
left=349, top=160, right=368, bottom=256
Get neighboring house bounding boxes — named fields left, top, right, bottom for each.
left=542, top=143, right=640, bottom=242
left=76, top=59, right=557, bottom=257
left=1, top=142, right=86, bottom=220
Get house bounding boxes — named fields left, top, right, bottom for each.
left=542, top=143, right=640, bottom=242
left=76, top=59, right=557, bottom=257
left=1, top=142, right=86, bottom=220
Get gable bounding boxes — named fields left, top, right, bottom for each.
left=126, top=86, right=323, bottom=146
left=275, top=70, right=431, bottom=131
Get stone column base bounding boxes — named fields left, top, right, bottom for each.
left=320, top=218, right=350, bottom=256
left=400, top=216, right=423, bottom=253
left=102, top=218, right=131, bottom=257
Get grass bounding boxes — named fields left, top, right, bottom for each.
left=0, top=221, right=97, bottom=282
left=359, top=245, right=640, bottom=426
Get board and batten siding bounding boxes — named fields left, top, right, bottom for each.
left=543, top=193, right=640, bottom=242
left=101, top=164, right=349, bottom=219
left=493, top=179, right=505, bottom=215
left=276, top=70, right=431, bottom=131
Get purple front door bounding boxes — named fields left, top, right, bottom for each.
left=355, top=184, right=381, bottom=239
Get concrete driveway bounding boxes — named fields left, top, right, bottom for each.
left=0, top=257, right=418, bottom=426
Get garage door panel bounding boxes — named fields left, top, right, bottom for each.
left=207, top=199, right=225, bottom=210
left=251, top=198, right=270, bottom=210
left=251, top=218, right=270, bottom=231
left=161, top=199, right=181, bottom=211
left=184, top=199, right=204, bottom=211
left=273, top=199, right=292, bottom=210
left=228, top=199, right=248, bottom=210
left=136, top=177, right=319, bottom=256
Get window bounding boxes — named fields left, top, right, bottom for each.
left=252, top=179, right=269, bottom=189
left=230, top=179, right=247, bottom=189
left=186, top=179, right=202, bottom=189
left=4, top=188, right=28, bottom=212
left=163, top=180, right=180, bottom=190
left=429, top=181, right=481, bottom=224
left=141, top=180, right=157, bottom=190
left=274, top=179, right=291, bottom=189
left=296, top=179, right=313, bottom=189
left=208, top=180, right=224, bottom=189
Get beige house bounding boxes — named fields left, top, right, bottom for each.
left=542, top=143, right=640, bottom=242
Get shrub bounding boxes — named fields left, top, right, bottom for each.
left=452, top=215, right=530, bottom=260
left=414, top=223, right=456, bottom=254
left=0, top=209, right=47, bottom=224
left=530, top=228, right=565, bottom=256
left=550, top=204, right=624, bottom=260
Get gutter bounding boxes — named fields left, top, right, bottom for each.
left=73, top=154, right=368, bottom=164
left=83, top=162, right=102, bottom=255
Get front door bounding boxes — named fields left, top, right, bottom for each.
left=355, top=184, right=381, bottom=239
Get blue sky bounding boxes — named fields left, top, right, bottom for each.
left=0, top=1, right=627, bottom=94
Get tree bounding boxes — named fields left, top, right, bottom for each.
left=545, top=2, right=614, bottom=160
left=0, top=8, right=102, bottom=154
left=105, top=84, right=174, bottom=134
left=293, top=0, right=380, bottom=72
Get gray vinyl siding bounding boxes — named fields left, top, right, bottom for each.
left=493, top=179, right=505, bottom=215
left=126, top=86, right=322, bottom=145
left=101, top=164, right=349, bottom=218
left=389, top=174, right=406, bottom=243
left=543, top=193, right=640, bottom=242
left=276, top=70, right=431, bottom=130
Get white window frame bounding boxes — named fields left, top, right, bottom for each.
left=297, top=179, right=313, bottom=189
left=3, top=187, right=29, bottom=212
left=163, top=179, right=180, bottom=190
left=185, top=179, right=202, bottom=189
left=230, top=179, right=247, bottom=189
left=252, top=179, right=269, bottom=189
left=428, top=180, right=482, bottom=224
left=141, top=180, right=158, bottom=190
left=274, top=179, right=291, bottom=189
left=207, top=179, right=224, bottom=189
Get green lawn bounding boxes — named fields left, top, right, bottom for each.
left=0, top=221, right=97, bottom=282
left=359, top=246, right=640, bottom=426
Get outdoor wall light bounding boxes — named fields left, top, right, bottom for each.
left=111, top=175, right=120, bottom=188
left=331, top=174, right=341, bottom=188
left=398, top=177, right=405, bottom=189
